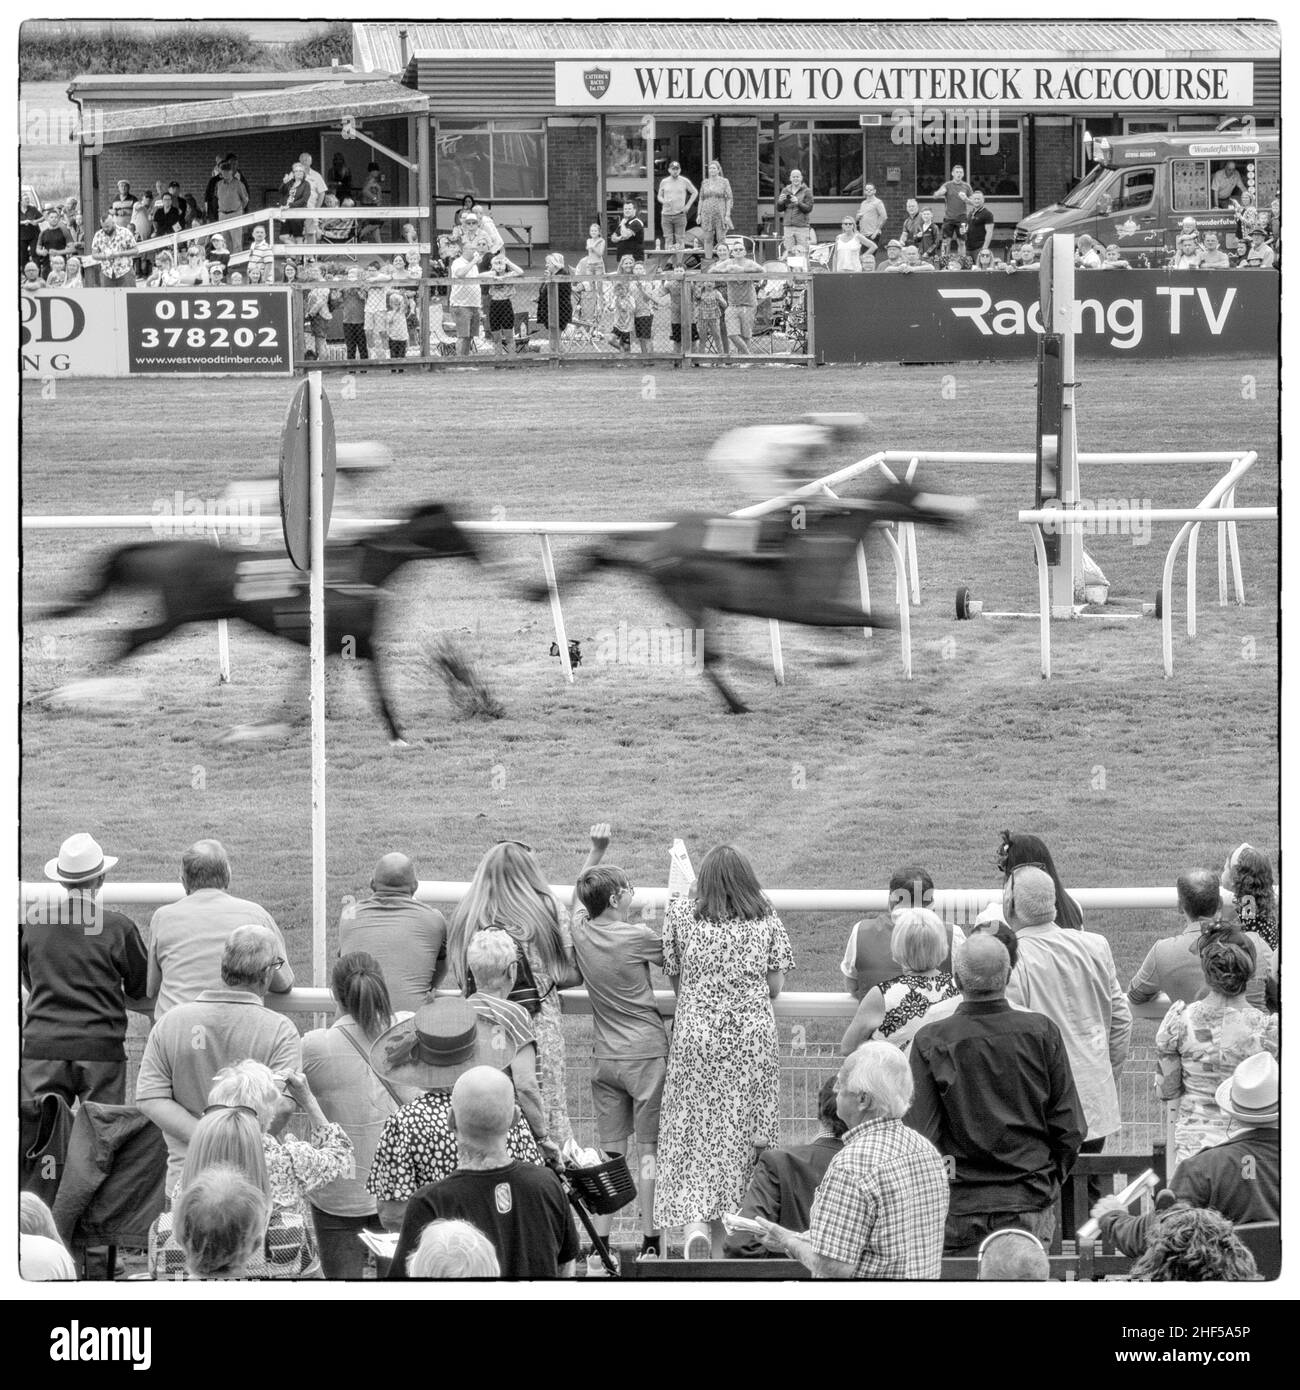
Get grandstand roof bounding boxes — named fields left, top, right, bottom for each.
left=352, top=20, right=1280, bottom=72
left=91, top=79, right=427, bottom=147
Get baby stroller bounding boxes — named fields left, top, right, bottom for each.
left=559, top=1153, right=637, bottom=1276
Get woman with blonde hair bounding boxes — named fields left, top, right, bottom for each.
left=653, top=844, right=794, bottom=1258
left=150, top=1107, right=306, bottom=1278
left=448, top=841, right=582, bottom=1147
left=840, top=908, right=959, bottom=1053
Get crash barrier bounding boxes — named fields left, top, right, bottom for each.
left=20, top=273, right=813, bottom=378
left=298, top=271, right=814, bottom=367
left=809, top=269, right=1278, bottom=363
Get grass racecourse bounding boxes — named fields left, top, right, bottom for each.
left=20, top=360, right=1278, bottom=1036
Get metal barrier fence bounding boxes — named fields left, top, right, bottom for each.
left=281, top=272, right=813, bottom=367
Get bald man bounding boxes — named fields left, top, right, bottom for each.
left=388, top=1068, right=578, bottom=1279
left=907, top=933, right=1084, bottom=1255
left=147, top=839, right=292, bottom=1021
left=339, top=853, right=447, bottom=1013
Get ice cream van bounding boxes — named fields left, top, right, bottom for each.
left=1015, top=130, right=1279, bottom=265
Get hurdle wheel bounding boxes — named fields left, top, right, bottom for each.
left=1153, top=591, right=1163, bottom=620
left=955, top=586, right=973, bottom=620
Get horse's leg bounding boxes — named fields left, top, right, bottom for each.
left=675, top=600, right=748, bottom=715
left=357, top=637, right=404, bottom=743
left=115, top=613, right=185, bottom=661
left=522, top=545, right=622, bottom=602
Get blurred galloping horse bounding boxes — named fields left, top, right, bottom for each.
left=44, top=503, right=481, bottom=741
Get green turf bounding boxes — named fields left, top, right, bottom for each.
left=20, top=360, right=1278, bottom=1000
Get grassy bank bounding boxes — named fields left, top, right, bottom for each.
left=19, top=22, right=351, bottom=81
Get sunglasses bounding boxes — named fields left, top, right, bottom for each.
left=202, top=1103, right=259, bottom=1119
left=495, top=839, right=534, bottom=854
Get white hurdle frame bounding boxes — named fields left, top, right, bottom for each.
left=1018, top=504, right=1276, bottom=678
left=870, top=449, right=1258, bottom=611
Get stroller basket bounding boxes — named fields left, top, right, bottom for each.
left=565, top=1156, right=637, bottom=1215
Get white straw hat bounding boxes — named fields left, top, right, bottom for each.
left=44, top=832, right=118, bottom=883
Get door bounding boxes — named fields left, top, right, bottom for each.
left=1099, top=165, right=1162, bottom=259
left=605, top=118, right=653, bottom=240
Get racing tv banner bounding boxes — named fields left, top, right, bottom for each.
left=810, top=271, right=1278, bottom=363
left=125, top=289, right=294, bottom=374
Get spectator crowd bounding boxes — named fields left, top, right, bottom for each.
left=20, top=820, right=1278, bottom=1282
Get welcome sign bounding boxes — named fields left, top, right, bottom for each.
left=556, top=60, right=1254, bottom=108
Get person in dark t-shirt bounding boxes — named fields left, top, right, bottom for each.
left=21, top=833, right=150, bottom=1106
left=389, top=1066, right=578, bottom=1278
left=963, top=191, right=996, bottom=260
left=609, top=200, right=646, bottom=262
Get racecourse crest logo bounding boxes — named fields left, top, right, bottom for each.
left=583, top=66, right=612, bottom=98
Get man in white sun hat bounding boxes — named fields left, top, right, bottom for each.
left=1091, top=1051, right=1279, bottom=1255
left=21, top=834, right=150, bottom=1105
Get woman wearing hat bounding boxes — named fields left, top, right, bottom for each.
left=1155, top=927, right=1278, bottom=1165
left=366, top=997, right=541, bottom=1232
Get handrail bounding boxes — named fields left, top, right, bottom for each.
left=83, top=206, right=429, bottom=269
left=18, top=880, right=1211, bottom=913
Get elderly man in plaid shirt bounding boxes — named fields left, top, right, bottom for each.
left=756, top=1042, right=948, bottom=1277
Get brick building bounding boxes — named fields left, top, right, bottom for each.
left=69, top=20, right=1280, bottom=260
left=354, top=19, right=1279, bottom=255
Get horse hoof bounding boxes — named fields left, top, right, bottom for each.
left=389, top=737, right=410, bottom=749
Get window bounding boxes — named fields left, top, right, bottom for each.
left=1172, top=159, right=1210, bottom=212
left=758, top=121, right=811, bottom=199
left=811, top=130, right=864, bottom=197
left=436, top=120, right=547, bottom=201
left=604, top=122, right=648, bottom=178
left=758, top=122, right=866, bottom=198
left=916, top=115, right=1023, bottom=197
left=1114, top=168, right=1155, bottom=212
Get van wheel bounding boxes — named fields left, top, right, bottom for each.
left=956, top=586, right=973, bottom=620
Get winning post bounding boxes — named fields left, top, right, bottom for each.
left=1037, top=233, right=1082, bottom=617
left=280, top=373, right=337, bottom=987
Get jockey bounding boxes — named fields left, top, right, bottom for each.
left=704, top=414, right=865, bottom=555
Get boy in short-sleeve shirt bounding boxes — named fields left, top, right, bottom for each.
left=571, top=846, right=668, bottom=1258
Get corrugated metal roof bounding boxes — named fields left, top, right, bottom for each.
left=94, top=81, right=428, bottom=147
left=354, top=20, right=1280, bottom=72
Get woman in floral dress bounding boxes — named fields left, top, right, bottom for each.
left=447, top=841, right=581, bottom=1148
left=653, top=845, right=794, bottom=1258
left=1156, top=927, right=1278, bottom=1165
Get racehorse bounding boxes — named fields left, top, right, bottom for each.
left=534, top=482, right=973, bottom=713
left=42, top=503, right=482, bottom=741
